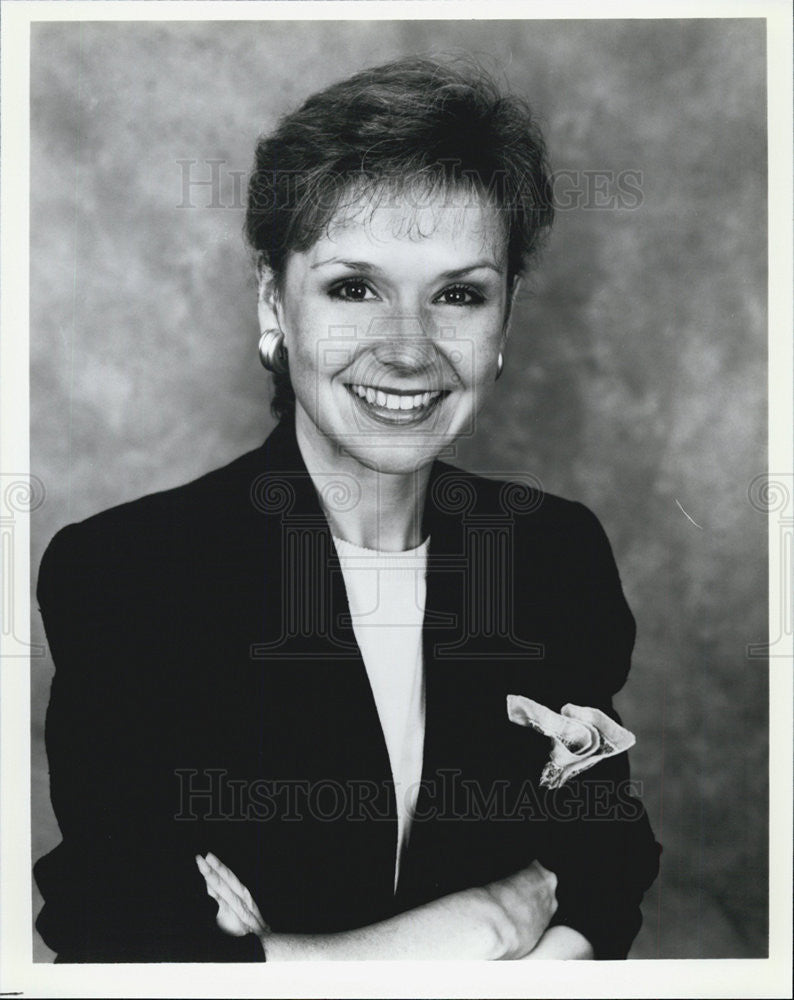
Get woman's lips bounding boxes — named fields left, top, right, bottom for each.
left=344, top=382, right=449, bottom=425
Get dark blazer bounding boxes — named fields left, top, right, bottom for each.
left=35, top=415, right=660, bottom=962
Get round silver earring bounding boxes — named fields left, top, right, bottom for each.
left=258, top=329, right=288, bottom=375
left=495, top=351, right=504, bottom=381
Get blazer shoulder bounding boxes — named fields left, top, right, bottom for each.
left=430, top=459, right=601, bottom=532
left=37, top=442, right=268, bottom=602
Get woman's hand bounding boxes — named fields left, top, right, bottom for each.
left=479, top=860, right=559, bottom=959
left=195, top=853, right=269, bottom=939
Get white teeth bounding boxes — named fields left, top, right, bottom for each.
left=348, top=383, right=445, bottom=412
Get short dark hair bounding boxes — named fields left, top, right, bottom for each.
left=245, top=56, right=555, bottom=421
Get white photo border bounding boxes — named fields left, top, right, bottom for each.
left=2, top=2, right=791, bottom=997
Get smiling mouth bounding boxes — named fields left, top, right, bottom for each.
left=344, top=382, right=450, bottom=424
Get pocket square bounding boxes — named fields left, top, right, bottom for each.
left=506, top=694, right=636, bottom=789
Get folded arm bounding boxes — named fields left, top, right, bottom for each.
left=199, top=850, right=562, bottom=960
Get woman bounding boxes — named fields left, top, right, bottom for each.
left=34, top=57, right=660, bottom=962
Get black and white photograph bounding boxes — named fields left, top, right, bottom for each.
left=0, top=1, right=791, bottom=996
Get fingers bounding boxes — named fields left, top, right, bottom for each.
left=205, top=853, right=269, bottom=933
left=205, top=852, right=250, bottom=902
left=195, top=854, right=268, bottom=936
left=244, top=891, right=268, bottom=932
left=197, top=855, right=248, bottom=919
left=532, top=862, right=559, bottom=919
left=510, top=860, right=558, bottom=898
left=196, top=855, right=248, bottom=936
left=196, top=856, right=257, bottom=933
left=500, top=860, right=559, bottom=929
left=195, top=854, right=221, bottom=902
left=533, top=861, right=559, bottom=894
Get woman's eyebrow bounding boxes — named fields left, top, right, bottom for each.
left=310, top=258, right=504, bottom=277
left=437, top=261, right=504, bottom=279
left=311, top=258, right=383, bottom=273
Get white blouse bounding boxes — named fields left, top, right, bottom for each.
left=331, top=533, right=429, bottom=891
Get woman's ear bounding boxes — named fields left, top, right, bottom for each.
left=256, top=262, right=282, bottom=334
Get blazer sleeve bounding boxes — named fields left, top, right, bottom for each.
left=533, top=503, right=661, bottom=959
left=34, top=523, right=266, bottom=963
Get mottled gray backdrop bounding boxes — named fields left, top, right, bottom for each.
left=30, top=19, right=768, bottom=960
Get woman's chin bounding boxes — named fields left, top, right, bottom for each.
left=295, top=386, right=478, bottom=476
left=336, top=437, right=445, bottom=477
left=298, top=395, right=461, bottom=476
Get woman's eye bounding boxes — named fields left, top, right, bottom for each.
left=435, top=285, right=485, bottom=306
left=329, top=279, right=377, bottom=302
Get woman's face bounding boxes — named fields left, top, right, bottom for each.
left=267, top=188, right=514, bottom=476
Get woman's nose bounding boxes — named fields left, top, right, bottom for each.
left=365, top=311, right=452, bottom=349
left=365, top=311, right=427, bottom=346
left=369, top=339, right=437, bottom=379
left=361, top=315, right=464, bottom=383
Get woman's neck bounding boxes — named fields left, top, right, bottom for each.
left=294, top=409, right=432, bottom=552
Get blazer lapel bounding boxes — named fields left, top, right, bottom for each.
left=396, top=464, right=550, bottom=906
left=242, top=418, right=398, bottom=926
